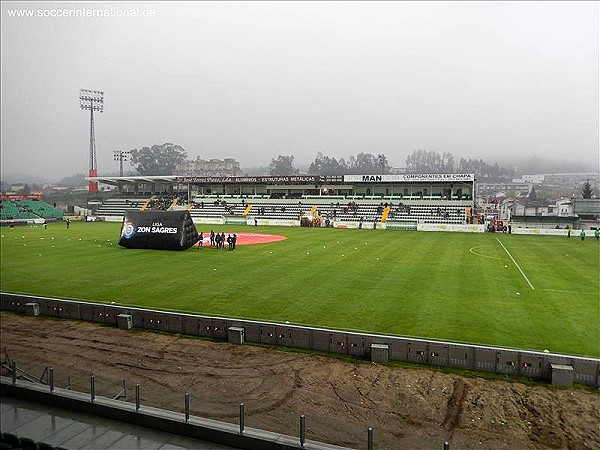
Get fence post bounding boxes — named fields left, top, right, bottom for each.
left=135, top=384, right=141, bottom=412
left=367, top=427, right=374, bottom=450
left=300, top=414, right=306, bottom=447
left=48, top=367, right=54, bottom=393
left=67, top=376, right=71, bottom=390
left=11, top=361, right=16, bottom=385
left=123, top=379, right=127, bottom=400
left=444, top=442, right=450, bottom=450
left=239, top=403, right=245, bottom=434
left=90, top=375, right=95, bottom=402
left=184, top=393, right=190, bottom=423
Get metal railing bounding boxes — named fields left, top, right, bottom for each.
left=1, top=355, right=455, bottom=450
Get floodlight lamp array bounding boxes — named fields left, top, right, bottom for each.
left=113, top=150, right=130, bottom=162
left=79, top=88, right=104, bottom=112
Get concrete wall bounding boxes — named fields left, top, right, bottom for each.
left=1, top=293, right=598, bottom=387
left=333, top=221, right=386, bottom=230
left=417, top=223, right=485, bottom=233
left=192, top=217, right=226, bottom=225
left=511, top=227, right=595, bottom=237
left=245, top=218, right=299, bottom=227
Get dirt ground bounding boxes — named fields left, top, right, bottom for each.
left=1, top=312, right=598, bottom=450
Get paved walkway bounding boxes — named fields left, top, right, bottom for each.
left=1, top=395, right=236, bottom=449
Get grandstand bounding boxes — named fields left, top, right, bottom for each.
left=14, top=199, right=64, bottom=220
left=0, top=201, right=38, bottom=221
left=90, top=174, right=476, bottom=227
left=0, top=197, right=63, bottom=222
left=94, top=197, right=148, bottom=217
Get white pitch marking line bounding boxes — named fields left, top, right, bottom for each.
left=496, top=237, right=535, bottom=290
left=469, top=245, right=510, bottom=262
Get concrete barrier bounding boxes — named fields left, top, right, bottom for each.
left=290, top=326, right=311, bottom=349
left=407, top=341, right=428, bottom=364
left=2, top=293, right=599, bottom=387
left=427, top=343, right=448, bottom=367
left=312, top=330, right=331, bottom=352
left=243, top=322, right=261, bottom=343
left=167, top=314, right=183, bottom=334
left=571, top=358, right=599, bottom=386
left=447, top=344, right=474, bottom=370
left=496, top=349, right=520, bottom=376
left=212, top=319, right=228, bottom=339
left=90, top=305, right=107, bottom=324
left=329, top=332, right=348, bottom=354
left=103, top=306, right=120, bottom=326
left=519, top=353, right=543, bottom=378
left=181, top=316, right=199, bottom=336
left=387, top=337, right=409, bottom=361
left=142, top=311, right=157, bottom=329
left=259, top=324, right=277, bottom=345
left=474, top=348, right=497, bottom=373
left=79, top=302, right=95, bottom=322
left=417, top=223, right=485, bottom=233
left=61, top=301, right=81, bottom=319
left=198, top=318, right=214, bottom=338
left=347, top=335, right=369, bottom=357
left=274, top=325, right=294, bottom=347
left=45, top=299, right=60, bottom=317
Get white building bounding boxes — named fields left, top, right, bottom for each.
left=500, top=197, right=597, bottom=229
left=512, top=174, right=545, bottom=184
left=175, top=157, right=241, bottom=177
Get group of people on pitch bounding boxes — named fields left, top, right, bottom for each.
left=197, top=230, right=238, bottom=251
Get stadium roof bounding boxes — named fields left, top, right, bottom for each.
left=87, top=175, right=177, bottom=187
left=88, top=173, right=476, bottom=186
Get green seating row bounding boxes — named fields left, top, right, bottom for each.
left=15, top=200, right=64, bottom=219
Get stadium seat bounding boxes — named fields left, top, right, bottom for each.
left=1, top=433, right=21, bottom=448
left=18, top=437, right=39, bottom=450
left=14, top=200, right=62, bottom=220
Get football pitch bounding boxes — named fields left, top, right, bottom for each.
left=1, top=221, right=598, bottom=357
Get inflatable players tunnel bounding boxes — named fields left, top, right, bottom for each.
left=118, top=210, right=198, bottom=250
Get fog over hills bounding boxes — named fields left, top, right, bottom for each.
left=2, top=2, right=598, bottom=182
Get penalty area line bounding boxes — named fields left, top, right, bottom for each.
left=469, top=245, right=509, bottom=262
left=496, top=237, right=535, bottom=290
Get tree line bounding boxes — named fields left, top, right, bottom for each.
left=269, top=152, right=391, bottom=176
left=404, top=149, right=515, bottom=181
left=269, top=150, right=515, bottom=182
left=125, top=144, right=393, bottom=177
left=124, top=143, right=522, bottom=183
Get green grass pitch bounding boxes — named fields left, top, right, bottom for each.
left=1, top=221, right=598, bottom=357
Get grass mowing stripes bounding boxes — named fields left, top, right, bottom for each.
left=1, top=221, right=598, bottom=357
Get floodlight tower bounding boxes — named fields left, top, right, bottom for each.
left=113, top=150, right=130, bottom=177
left=79, top=89, right=104, bottom=195
left=378, top=154, right=385, bottom=175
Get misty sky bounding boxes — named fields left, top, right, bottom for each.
left=1, top=1, right=598, bottom=181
